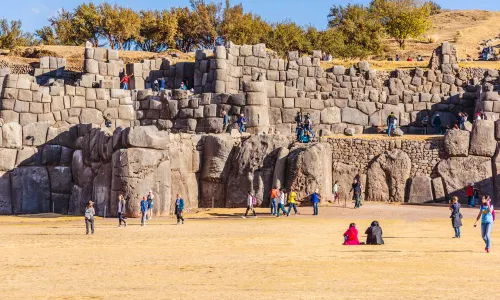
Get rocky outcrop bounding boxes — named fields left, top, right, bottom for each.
left=408, top=175, right=433, bottom=203
left=444, top=129, right=469, bottom=157
left=226, top=134, right=289, bottom=207
left=287, top=143, right=333, bottom=203
left=124, top=126, right=171, bottom=150
left=437, top=155, right=493, bottom=201
left=10, top=167, right=51, bottom=214
left=332, top=162, right=363, bottom=201
left=469, top=120, right=496, bottom=157
left=366, top=149, right=411, bottom=202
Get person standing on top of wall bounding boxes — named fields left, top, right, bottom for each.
left=311, top=189, right=320, bottom=216
left=433, top=113, right=442, bottom=134
left=237, top=113, right=246, bottom=133
left=140, top=196, right=148, bottom=226
left=179, top=81, right=188, bottom=90
left=387, top=112, right=398, bottom=137
left=175, top=193, right=185, bottom=225
left=120, top=73, right=134, bottom=90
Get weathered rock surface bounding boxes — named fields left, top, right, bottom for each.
left=287, top=143, right=333, bottom=203
left=272, top=147, right=289, bottom=190
left=332, top=162, right=364, bottom=201
left=408, top=175, right=434, bottom=203
left=226, top=134, right=289, bottom=207
left=444, top=129, right=470, bottom=157
left=366, top=149, right=411, bottom=202
left=469, top=120, right=496, bottom=157
left=0, top=172, right=12, bottom=214
left=2, top=122, right=22, bottom=148
left=437, top=155, right=493, bottom=202
left=125, top=126, right=170, bottom=150
left=10, top=167, right=51, bottom=214
left=0, top=148, right=17, bottom=171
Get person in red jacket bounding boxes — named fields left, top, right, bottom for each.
left=120, top=73, right=134, bottom=90
left=466, top=183, right=475, bottom=207
left=343, top=223, right=360, bottom=245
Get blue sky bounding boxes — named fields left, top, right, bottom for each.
left=1, top=0, right=498, bottom=33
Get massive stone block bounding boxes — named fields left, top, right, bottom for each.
left=10, top=167, right=50, bottom=214
left=342, top=107, right=368, bottom=126
left=93, top=163, right=111, bottom=216
left=125, top=126, right=170, bottom=150
left=408, top=175, right=434, bottom=203
left=0, top=148, right=17, bottom=171
left=23, top=121, right=52, bottom=146
left=2, top=122, right=22, bottom=149
left=366, top=149, right=411, bottom=202
left=444, top=129, right=470, bottom=157
left=48, top=166, right=73, bottom=194
left=111, top=148, right=171, bottom=217
left=321, top=107, right=341, bottom=124
left=287, top=143, right=333, bottom=203
left=469, top=120, right=496, bottom=157
left=0, top=172, right=12, bottom=214
left=272, top=147, right=289, bottom=190
left=437, top=155, right=493, bottom=202
left=226, top=135, right=289, bottom=207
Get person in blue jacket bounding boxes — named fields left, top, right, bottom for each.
left=140, top=196, right=148, bottom=226
left=311, top=189, right=320, bottom=215
left=175, top=193, right=185, bottom=225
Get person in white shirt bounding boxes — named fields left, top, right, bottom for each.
left=242, top=191, right=257, bottom=218
left=117, top=195, right=127, bottom=227
left=333, top=181, right=339, bottom=204
left=277, top=189, right=288, bottom=217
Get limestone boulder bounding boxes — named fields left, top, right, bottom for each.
left=169, top=142, right=199, bottom=211
left=432, top=177, right=446, bottom=202
left=469, top=120, right=496, bottom=157
left=0, top=172, right=12, bottom=214
left=10, top=167, right=51, bottom=214
left=320, top=107, right=341, bottom=124
left=444, top=129, right=470, bottom=157
left=2, top=122, right=22, bottom=148
left=344, top=128, right=355, bottom=136
left=342, top=107, right=368, bottom=125
left=287, top=143, right=333, bottom=204
left=23, top=121, right=52, bottom=146
left=392, top=128, right=404, bottom=136
left=111, top=148, right=171, bottom=217
left=366, top=149, right=411, bottom=202
left=437, top=155, right=493, bottom=202
left=0, top=148, right=17, bottom=171
left=125, top=126, right=170, bottom=150
left=226, top=134, right=290, bottom=207
left=407, top=175, right=434, bottom=203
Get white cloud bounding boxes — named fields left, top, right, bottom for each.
left=32, top=8, right=40, bottom=14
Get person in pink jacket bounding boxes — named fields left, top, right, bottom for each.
left=343, top=223, right=360, bottom=245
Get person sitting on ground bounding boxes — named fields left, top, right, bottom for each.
left=417, top=55, right=424, bottom=61
left=343, top=223, right=360, bottom=245
left=407, top=56, right=413, bottom=61
left=365, top=221, right=384, bottom=245
left=120, top=73, right=134, bottom=90
left=395, top=54, right=400, bottom=61
left=237, top=113, right=246, bottom=133
left=179, top=81, right=188, bottom=91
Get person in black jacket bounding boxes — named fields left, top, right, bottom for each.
left=365, top=221, right=384, bottom=245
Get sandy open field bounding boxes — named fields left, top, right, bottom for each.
left=0, top=203, right=497, bottom=300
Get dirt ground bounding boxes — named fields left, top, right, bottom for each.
left=0, top=202, right=497, bottom=300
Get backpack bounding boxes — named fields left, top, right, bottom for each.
left=491, top=206, right=496, bottom=221
left=252, top=196, right=257, bottom=206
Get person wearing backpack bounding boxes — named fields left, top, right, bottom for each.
left=386, top=112, right=397, bottom=137
left=84, top=200, right=95, bottom=235
left=287, top=189, right=300, bottom=216
left=243, top=191, right=257, bottom=218
left=474, top=196, right=494, bottom=253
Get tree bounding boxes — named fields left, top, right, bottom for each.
left=428, top=1, right=442, bottom=15
left=35, top=26, right=57, bottom=45
left=189, top=0, right=222, bottom=49
left=0, top=19, right=33, bottom=49
left=48, top=8, right=78, bottom=45
left=371, top=0, right=432, bottom=49
left=73, top=3, right=102, bottom=47
left=137, top=9, right=178, bottom=52
left=219, top=1, right=271, bottom=45
left=327, top=4, right=384, bottom=58
left=266, top=20, right=309, bottom=56
left=173, top=7, right=199, bottom=52
left=99, top=3, right=140, bottom=50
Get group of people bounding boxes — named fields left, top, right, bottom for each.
left=295, top=112, right=315, bottom=143
left=389, top=54, right=424, bottom=62
left=343, top=221, right=385, bottom=245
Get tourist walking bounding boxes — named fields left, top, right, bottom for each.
left=140, top=196, right=148, bottom=226
left=351, top=178, right=361, bottom=209
left=147, top=190, right=154, bottom=220
left=387, top=112, right=398, bottom=137
left=237, top=113, right=246, bottom=133
left=365, top=221, right=384, bottom=245
left=270, top=187, right=278, bottom=215
left=243, top=191, right=257, bottom=218
left=84, top=200, right=95, bottom=235
left=311, top=189, right=320, bottom=215
left=333, top=181, right=339, bottom=204
left=466, top=183, right=476, bottom=207
left=117, top=195, right=127, bottom=227
left=449, top=196, right=462, bottom=238
left=474, top=196, right=494, bottom=252
left=287, top=189, right=300, bottom=216
left=175, top=194, right=185, bottom=225
left=343, top=223, right=360, bottom=245
left=277, top=189, right=288, bottom=217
